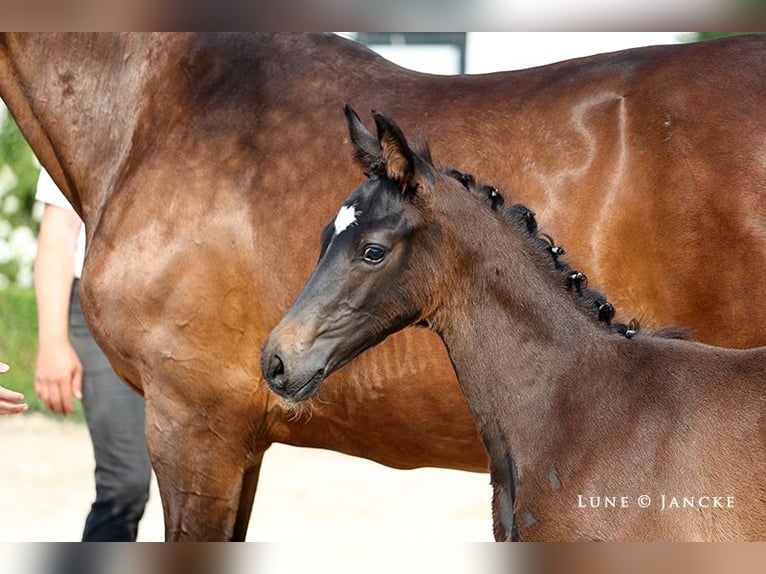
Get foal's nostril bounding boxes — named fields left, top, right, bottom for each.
left=264, top=352, right=286, bottom=389
left=271, top=354, right=285, bottom=377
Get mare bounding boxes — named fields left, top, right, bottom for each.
left=261, top=107, right=766, bottom=541
left=1, top=33, right=765, bottom=540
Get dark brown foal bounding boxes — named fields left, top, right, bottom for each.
left=262, top=107, right=766, bottom=541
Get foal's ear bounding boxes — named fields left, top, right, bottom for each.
left=371, top=109, right=421, bottom=190
left=343, top=103, right=382, bottom=173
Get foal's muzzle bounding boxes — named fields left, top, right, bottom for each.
left=260, top=341, right=329, bottom=403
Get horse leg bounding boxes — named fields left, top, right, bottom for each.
left=231, top=455, right=265, bottom=541
left=152, top=432, right=268, bottom=541
left=145, top=389, right=269, bottom=541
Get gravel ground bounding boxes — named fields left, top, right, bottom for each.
left=0, top=413, right=493, bottom=542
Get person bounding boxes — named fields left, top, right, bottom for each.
left=0, top=361, right=28, bottom=414
left=34, top=168, right=152, bottom=541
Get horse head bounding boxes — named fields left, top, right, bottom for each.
left=260, top=105, right=462, bottom=402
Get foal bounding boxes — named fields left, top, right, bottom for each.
left=261, top=106, right=766, bottom=541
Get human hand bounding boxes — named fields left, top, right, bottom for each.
left=34, top=342, right=83, bottom=415
left=0, top=363, right=29, bottom=415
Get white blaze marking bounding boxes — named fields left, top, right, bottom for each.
left=334, top=204, right=358, bottom=236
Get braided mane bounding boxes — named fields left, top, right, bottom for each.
left=443, top=168, right=688, bottom=340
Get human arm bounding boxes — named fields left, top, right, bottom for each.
left=34, top=204, right=83, bottom=415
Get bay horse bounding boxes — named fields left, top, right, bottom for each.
left=261, top=107, right=766, bottom=541
left=1, top=33, right=765, bottom=540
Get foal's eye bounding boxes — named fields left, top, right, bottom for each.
left=361, top=244, right=386, bottom=264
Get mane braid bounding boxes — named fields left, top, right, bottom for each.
left=443, top=167, right=687, bottom=340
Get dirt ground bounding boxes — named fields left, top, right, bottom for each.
left=0, top=413, right=493, bottom=542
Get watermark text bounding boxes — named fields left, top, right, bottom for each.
left=576, top=494, right=735, bottom=511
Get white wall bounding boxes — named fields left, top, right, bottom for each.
left=465, top=32, right=684, bottom=73
left=347, top=32, right=685, bottom=75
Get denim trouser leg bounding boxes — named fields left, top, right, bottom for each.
left=69, top=280, right=152, bottom=542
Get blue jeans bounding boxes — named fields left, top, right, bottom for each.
left=70, top=279, right=152, bottom=541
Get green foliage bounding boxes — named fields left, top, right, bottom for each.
left=0, top=107, right=41, bottom=288
left=0, top=111, right=40, bottom=219
left=0, top=286, right=83, bottom=420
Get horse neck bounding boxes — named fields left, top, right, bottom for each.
left=429, top=197, right=616, bottom=457
left=0, top=33, right=176, bottom=226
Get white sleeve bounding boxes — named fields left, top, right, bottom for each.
left=34, top=168, right=75, bottom=211
left=34, top=167, right=86, bottom=278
